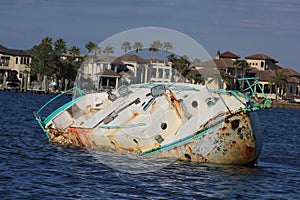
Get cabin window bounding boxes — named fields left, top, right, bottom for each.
left=290, top=86, right=293, bottom=94
left=205, top=97, right=215, bottom=107
left=261, top=61, right=264, bottom=68
left=16, top=57, right=18, bottom=64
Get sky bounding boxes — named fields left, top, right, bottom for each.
left=1, top=0, right=300, bottom=71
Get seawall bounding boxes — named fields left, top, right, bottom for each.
left=272, top=101, right=300, bottom=110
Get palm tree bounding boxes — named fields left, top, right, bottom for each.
left=163, top=42, right=173, bottom=61
left=185, top=73, right=205, bottom=85
left=40, top=36, right=54, bottom=58
left=208, top=70, right=231, bottom=89
left=53, top=38, right=67, bottom=82
left=233, top=59, right=248, bottom=89
left=54, top=38, right=67, bottom=56
left=133, top=41, right=143, bottom=55
left=69, top=46, right=81, bottom=59
left=149, top=40, right=162, bottom=60
left=41, top=36, right=53, bottom=45
left=85, top=42, right=98, bottom=54
left=103, top=45, right=114, bottom=55
left=167, top=54, right=190, bottom=75
left=233, top=59, right=240, bottom=79
left=269, top=70, right=288, bottom=101
left=121, top=41, right=131, bottom=54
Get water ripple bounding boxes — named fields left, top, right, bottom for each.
left=0, top=92, right=299, bottom=199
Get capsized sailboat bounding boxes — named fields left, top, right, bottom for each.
left=35, top=77, right=271, bottom=165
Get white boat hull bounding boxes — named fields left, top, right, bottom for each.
left=35, top=82, right=271, bottom=165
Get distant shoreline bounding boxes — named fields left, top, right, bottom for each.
left=1, top=88, right=300, bottom=110
left=271, top=101, right=300, bottom=110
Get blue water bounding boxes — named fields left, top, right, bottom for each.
left=0, top=91, right=299, bottom=199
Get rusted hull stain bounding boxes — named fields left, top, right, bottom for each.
left=152, top=112, right=259, bottom=165
left=46, top=112, right=260, bottom=165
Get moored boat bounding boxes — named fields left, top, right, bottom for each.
left=34, top=77, right=272, bottom=165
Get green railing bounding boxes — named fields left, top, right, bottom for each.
left=209, top=77, right=272, bottom=113
left=34, top=87, right=86, bottom=138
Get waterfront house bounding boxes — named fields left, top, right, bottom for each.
left=196, top=51, right=242, bottom=89
left=195, top=51, right=300, bottom=100
left=111, top=54, right=173, bottom=85
left=244, top=53, right=300, bottom=100
left=0, top=44, right=31, bottom=89
left=245, top=53, right=277, bottom=71
left=87, top=53, right=173, bottom=90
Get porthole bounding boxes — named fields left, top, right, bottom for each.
left=155, top=135, right=164, bottom=143
left=192, top=100, right=198, bottom=108
left=133, top=138, right=138, bottom=144
left=161, top=122, right=167, bottom=130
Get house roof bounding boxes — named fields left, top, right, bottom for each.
left=95, top=54, right=116, bottom=63
left=254, top=68, right=300, bottom=83
left=95, top=69, right=120, bottom=77
left=288, top=77, right=300, bottom=84
left=0, top=44, right=31, bottom=57
left=200, top=58, right=237, bottom=69
left=112, top=54, right=149, bottom=65
left=254, top=70, right=273, bottom=81
left=278, top=68, right=300, bottom=77
left=220, top=51, right=240, bottom=59
left=274, top=64, right=283, bottom=70
left=187, top=66, right=201, bottom=75
left=245, top=53, right=277, bottom=62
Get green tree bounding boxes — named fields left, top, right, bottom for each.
left=69, top=46, right=80, bottom=58
left=168, top=54, right=190, bottom=75
left=54, top=38, right=67, bottom=56
left=28, top=36, right=56, bottom=78
left=53, top=38, right=67, bottom=82
left=133, top=41, right=143, bottom=55
left=208, top=70, right=231, bottom=89
left=28, top=36, right=82, bottom=89
left=269, top=70, right=288, bottom=101
left=163, top=42, right=173, bottom=61
left=149, top=40, right=162, bottom=60
left=85, top=42, right=98, bottom=54
left=61, top=45, right=82, bottom=85
left=233, top=59, right=248, bottom=89
left=121, top=41, right=131, bottom=54
left=103, top=45, right=114, bottom=55
left=185, top=73, right=205, bottom=85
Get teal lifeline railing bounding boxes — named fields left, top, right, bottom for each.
left=208, top=77, right=272, bottom=113
left=34, top=87, right=86, bottom=138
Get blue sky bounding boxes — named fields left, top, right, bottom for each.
left=1, top=0, right=300, bottom=71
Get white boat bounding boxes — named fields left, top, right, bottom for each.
left=35, top=78, right=272, bottom=165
